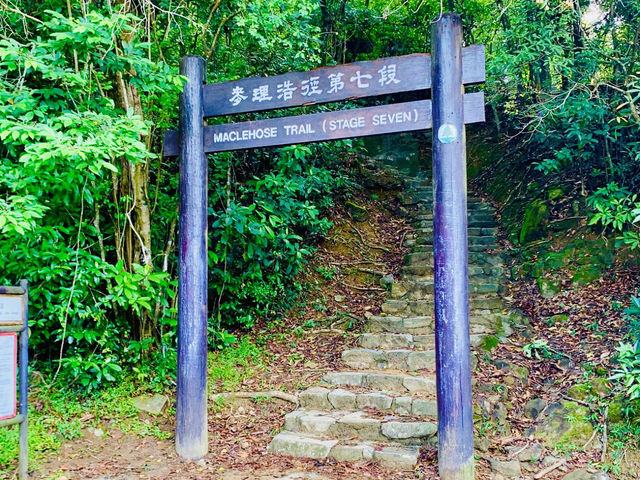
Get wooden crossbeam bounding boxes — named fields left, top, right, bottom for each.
left=202, top=45, right=484, bottom=117
left=163, top=92, right=484, bottom=156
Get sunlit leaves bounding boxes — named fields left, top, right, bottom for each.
left=0, top=9, right=183, bottom=388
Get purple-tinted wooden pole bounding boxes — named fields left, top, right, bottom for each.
left=431, top=14, right=474, bottom=480
left=19, top=279, right=28, bottom=480
left=176, top=55, right=208, bottom=460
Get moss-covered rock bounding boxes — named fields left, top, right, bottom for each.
left=563, top=469, right=611, bottom=480
left=595, top=366, right=608, bottom=376
left=520, top=199, right=549, bottom=244
left=506, top=310, right=529, bottom=326
left=572, top=264, right=603, bottom=286
left=607, top=399, right=624, bottom=424
left=548, top=314, right=570, bottom=325
left=541, top=249, right=573, bottom=270
left=591, top=377, right=611, bottom=395
left=493, top=359, right=529, bottom=385
left=533, top=401, right=597, bottom=449
left=548, top=187, right=564, bottom=200
left=522, top=237, right=615, bottom=290
left=510, top=263, right=527, bottom=279
left=345, top=200, right=368, bottom=221
left=537, top=277, right=562, bottom=298
left=481, top=335, right=500, bottom=351
left=524, top=398, right=547, bottom=419
left=549, top=217, right=582, bottom=232
left=567, top=383, right=591, bottom=401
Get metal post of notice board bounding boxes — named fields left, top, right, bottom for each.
left=0, top=280, right=29, bottom=479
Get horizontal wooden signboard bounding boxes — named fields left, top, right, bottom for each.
left=164, top=92, right=484, bottom=156
left=0, top=295, right=23, bottom=325
left=203, top=45, right=485, bottom=117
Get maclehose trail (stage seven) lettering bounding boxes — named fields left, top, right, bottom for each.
left=164, top=92, right=484, bottom=156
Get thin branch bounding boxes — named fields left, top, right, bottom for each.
left=350, top=224, right=392, bottom=253
left=207, top=11, right=240, bottom=61
left=66, top=0, right=79, bottom=73
left=561, top=394, right=593, bottom=408
left=506, top=442, right=530, bottom=460
left=583, top=429, right=598, bottom=450
left=329, top=260, right=386, bottom=266
left=211, top=391, right=298, bottom=405
left=0, top=1, right=44, bottom=24
left=601, top=405, right=609, bottom=463
left=53, top=180, right=88, bottom=381
left=355, top=267, right=386, bottom=276
left=204, top=0, right=223, bottom=25
left=340, top=281, right=385, bottom=292
left=533, top=459, right=566, bottom=479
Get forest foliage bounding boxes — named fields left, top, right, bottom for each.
left=0, top=0, right=637, bottom=391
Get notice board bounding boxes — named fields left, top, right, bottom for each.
left=0, top=333, right=17, bottom=420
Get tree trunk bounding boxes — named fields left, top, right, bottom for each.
left=494, top=0, right=510, bottom=32
left=112, top=1, right=155, bottom=341
left=318, top=0, right=334, bottom=62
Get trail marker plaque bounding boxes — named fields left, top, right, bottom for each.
left=164, top=13, right=483, bottom=479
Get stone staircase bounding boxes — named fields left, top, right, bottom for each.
left=267, top=171, right=509, bottom=471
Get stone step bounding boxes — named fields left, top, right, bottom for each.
left=395, top=274, right=500, bottom=285
left=407, top=242, right=499, bottom=252
left=299, top=386, right=438, bottom=419
left=381, top=297, right=504, bottom=316
left=407, top=191, right=487, bottom=203
left=357, top=332, right=485, bottom=350
left=322, top=370, right=437, bottom=395
left=342, top=348, right=436, bottom=371
left=415, top=211, right=495, bottom=221
left=390, top=280, right=501, bottom=299
left=410, top=233, right=496, bottom=246
left=366, top=315, right=501, bottom=335
left=409, top=202, right=493, bottom=213
left=405, top=233, right=498, bottom=245
left=358, top=332, right=433, bottom=349
left=367, top=315, right=434, bottom=334
left=267, top=432, right=421, bottom=470
left=401, top=264, right=505, bottom=279
left=282, top=409, right=437, bottom=445
left=410, top=224, right=498, bottom=237
left=412, top=238, right=498, bottom=250
left=403, top=251, right=506, bottom=267
left=400, top=270, right=502, bottom=281
left=412, top=217, right=496, bottom=228
left=413, top=205, right=494, bottom=215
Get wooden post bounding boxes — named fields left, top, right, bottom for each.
left=431, top=14, right=474, bottom=480
left=18, top=279, right=28, bottom=480
left=176, top=55, right=208, bottom=460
